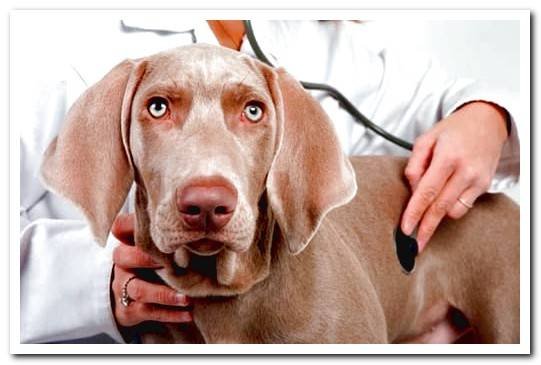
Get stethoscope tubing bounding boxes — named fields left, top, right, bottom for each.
left=243, top=20, right=414, bottom=151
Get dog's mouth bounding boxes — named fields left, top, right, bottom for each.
left=169, top=238, right=236, bottom=284
left=179, top=251, right=218, bottom=280
left=185, top=239, right=225, bottom=256
left=172, top=238, right=226, bottom=268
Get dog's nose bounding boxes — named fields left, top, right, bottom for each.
left=176, top=178, right=238, bottom=231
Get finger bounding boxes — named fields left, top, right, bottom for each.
left=447, top=185, right=485, bottom=220
left=401, top=151, right=455, bottom=236
left=113, top=244, right=163, bottom=269
left=404, top=134, right=436, bottom=191
left=140, top=303, right=193, bottom=323
left=111, top=213, right=135, bottom=244
left=127, top=278, right=191, bottom=306
left=416, top=172, right=471, bottom=252
left=118, top=302, right=193, bottom=327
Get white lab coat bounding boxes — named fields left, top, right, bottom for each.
left=18, top=18, right=520, bottom=344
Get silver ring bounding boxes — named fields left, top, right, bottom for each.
left=121, top=276, right=137, bottom=307
left=458, top=197, right=474, bottom=209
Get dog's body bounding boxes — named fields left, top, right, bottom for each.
left=41, top=44, right=520, bottom=344
left=139, top=156, right=519, bottom=344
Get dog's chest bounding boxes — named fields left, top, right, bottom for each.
left=190, top=298, right=249, bottom=343
left=189, top=286, right=290, bottom=343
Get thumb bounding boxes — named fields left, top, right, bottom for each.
left=111, top=213, right=136, bottom=245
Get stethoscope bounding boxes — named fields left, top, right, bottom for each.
left=244, top=20, right=419, bottom=271
left=243, top=20, right=414, bottom=152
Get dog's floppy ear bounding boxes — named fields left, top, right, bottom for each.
left=265, top=68, right=357, bottom=255
left=41, top=59, right=146, bottom=246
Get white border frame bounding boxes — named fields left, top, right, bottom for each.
left=9, top=9, right=531, bottom=355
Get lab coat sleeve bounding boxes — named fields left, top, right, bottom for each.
left=375, top=48, right=519, bottom=192
left=20, top=222, right=125, bottom=344
left=19, top=65, right=126, bottom=344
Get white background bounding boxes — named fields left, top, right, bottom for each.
left=2, top=0, right=536, bottom=364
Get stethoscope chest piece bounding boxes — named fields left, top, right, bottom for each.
left=394, top=225, right=418, bottom=274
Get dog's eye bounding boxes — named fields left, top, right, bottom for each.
left=148, top=97, right=169, bottom=118
left=242, top=102, right=264, bottom=123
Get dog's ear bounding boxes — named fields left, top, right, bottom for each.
left=41, top=59, right=146, bottom=246
left=265, top=68, right=357, bottom=255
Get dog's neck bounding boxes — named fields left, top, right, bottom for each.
left=133, top=186, right=277, bottom=297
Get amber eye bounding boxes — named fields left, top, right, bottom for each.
left=147, top=97, right=168, bottom=118
left=243, top=102, right=264, bottom=123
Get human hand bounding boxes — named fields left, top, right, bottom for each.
left=401, top=101, right=509, bottom=252
left=110, top=213, right=192, bottom=328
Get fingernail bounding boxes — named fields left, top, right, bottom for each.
left=176, top=294, right=189, bottom=305
left=402, top=221, right=413, bottom=236
left=417, top=238, right=426, bottom=253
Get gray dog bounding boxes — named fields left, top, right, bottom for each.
left=41, top=44, right=519, bottom=343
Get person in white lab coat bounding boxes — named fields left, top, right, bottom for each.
left=19, top=18, right=519, bottom=344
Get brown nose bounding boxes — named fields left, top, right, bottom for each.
left=176, top=178, right=238, bottom=232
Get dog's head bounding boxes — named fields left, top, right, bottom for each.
left=41, top=44, right=357, bottom=296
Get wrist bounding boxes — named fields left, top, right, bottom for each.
left=457, top=101, right=510, bottom=142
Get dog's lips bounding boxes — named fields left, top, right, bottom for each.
left=185, top=238, right=225, bottom=256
